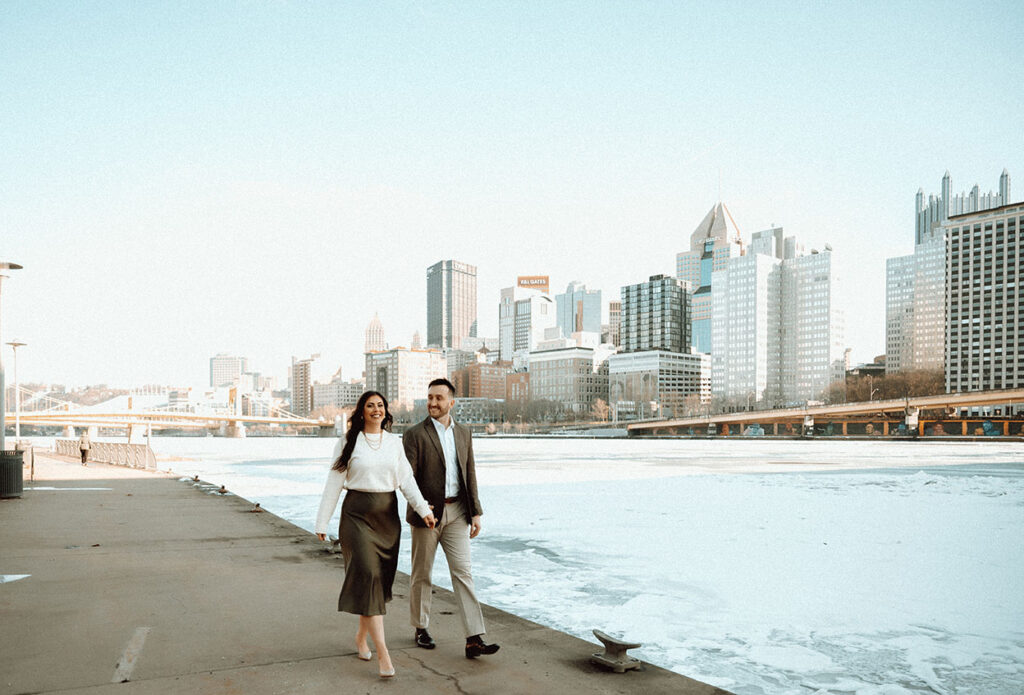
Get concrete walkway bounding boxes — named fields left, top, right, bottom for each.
left=1, top=452, right=732, bottom=695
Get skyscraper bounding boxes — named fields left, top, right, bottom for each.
left=611, top=275, right=704, bottom=418
left=916, top=169, right=1011, bottom=245
left=619, top=274, right=691, bottom=354
left=427, top=260, right=477, bottom=350
left=555, top=281, right=601, bottom=338
left=887, top=170, right=1012, bottom=374
left=712, top=237, right=844, bottom=405
left=498, top=284, right=556, bottom=363
left=945, top=201, right=1023, bottom=392
left=676, top=202, right=745, bottom=353
left=711, top=253, right=782, bottom=403
left=290, top=355, right=316, bottom=417
left=365, top=313, right=386, bottom=353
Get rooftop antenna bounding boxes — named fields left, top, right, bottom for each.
left=718, top=168, right=722, bottom=202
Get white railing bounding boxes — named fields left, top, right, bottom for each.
left=55, top=439, right=157, bottom=470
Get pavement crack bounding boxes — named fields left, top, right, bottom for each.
left=405, top=651, right=470, bottom=695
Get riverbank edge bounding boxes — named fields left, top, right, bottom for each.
left=1, top=451, right=733, bottom=695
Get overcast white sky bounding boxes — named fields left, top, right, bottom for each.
left=3, top=1, right=1022, bottom=388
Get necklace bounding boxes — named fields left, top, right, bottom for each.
left=363, top=431, right=384, bottom=450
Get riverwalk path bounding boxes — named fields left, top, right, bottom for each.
left=1, top=452, right=731, bottom=695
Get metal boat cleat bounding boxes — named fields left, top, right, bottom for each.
left=590, top=629, right=642, bottom=673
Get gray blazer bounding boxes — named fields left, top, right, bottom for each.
left=402, top=417, right=483, bottom=527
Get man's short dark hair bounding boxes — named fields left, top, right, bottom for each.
left=428, top=377, right=456, bottom=397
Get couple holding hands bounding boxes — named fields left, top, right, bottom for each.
left=315, top=378, right=499, bottom=679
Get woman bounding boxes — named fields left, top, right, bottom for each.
left=315, top=391, right=436, bottom=679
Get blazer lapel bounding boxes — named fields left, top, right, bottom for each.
left=454, top=422, right=469, bottom=478
left=423, top=417, right=445, bottom=463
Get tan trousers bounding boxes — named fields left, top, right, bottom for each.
left=409, top=499, right=485, bottom=638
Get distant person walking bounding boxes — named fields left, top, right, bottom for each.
left=315, top=391, right=436, bottom=679
left=403, top=378, right=500, bottom=659
left=78, top=432, right=90, bottom=465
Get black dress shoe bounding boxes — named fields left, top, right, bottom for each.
left=415, top=628, right=436, bottom=649
left=465, top=636, right=500, bottom=658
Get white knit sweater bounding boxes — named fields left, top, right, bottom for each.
left=314, top=431, right=431, bottom=534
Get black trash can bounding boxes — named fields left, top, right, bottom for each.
left=1, top=450, right=24, bottom=499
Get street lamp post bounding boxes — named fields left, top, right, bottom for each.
left=7, top=341, right=26, bottom=440
left=0, top=261, right=25, bottom=452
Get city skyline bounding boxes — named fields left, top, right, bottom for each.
left=3, top=2, right=1022, bottom=387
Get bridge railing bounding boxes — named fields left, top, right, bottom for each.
left=55, top=439, right=157, bottom=470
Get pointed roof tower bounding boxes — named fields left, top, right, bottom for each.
left=688, top=201, right=743, bottom=252
left=365, top=313, right=386, bottom=353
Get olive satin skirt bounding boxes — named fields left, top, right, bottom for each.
left=338, top=490, right=400, bottom=616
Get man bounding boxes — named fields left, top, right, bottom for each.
left=403, top=378, right=499, bottom=659
left=78, top=431, right=90, bottom=466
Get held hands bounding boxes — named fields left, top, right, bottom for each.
left=422, top=504, right=436, bottom=529
left=470, top=515, right=482, bottom=539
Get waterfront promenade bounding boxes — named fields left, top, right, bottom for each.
left=1, top=452, right=730, bottom=695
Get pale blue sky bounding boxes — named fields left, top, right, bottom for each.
left=3, top=1, right=1022, bottom=387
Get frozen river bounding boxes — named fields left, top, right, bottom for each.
left=41, top=436, right=1024, bottom=694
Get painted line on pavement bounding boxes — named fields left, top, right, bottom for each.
left=112, top=627, right=151, bottom=683
left=26, top=486, right=114, bottom=491
left=1, top=574, right=31, bottom=583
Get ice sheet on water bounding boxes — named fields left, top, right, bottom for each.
left=64, top=435, right=1024, bottom=695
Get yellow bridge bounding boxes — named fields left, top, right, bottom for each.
left=627, top=388, right=1024, bottom=437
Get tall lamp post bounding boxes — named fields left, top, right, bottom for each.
left=7, top=341, right=26, bottom=440
left=0, top=261, right=24, bottom=452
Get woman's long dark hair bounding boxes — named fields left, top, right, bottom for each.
left=332, top=390, right=393, bottom=471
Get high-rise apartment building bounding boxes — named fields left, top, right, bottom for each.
left=712, top=235, right=844, bottom=405
left=364, top=348, right=447, bottom=412
left=555, top=281, right=601, bottom=338
left=887, top=170, right=1012, bottom=374
left=427, top=260, right=477, bottom=350
left=619, top=275, right=691, bottom=354
left=209, top=353, right=249, bottom=388
left=676, top=202, right=745, bottom=353
left=290, top=355, right=316, bottom=417
left=945, top=202, right=1023, bottom=392
left=365, top=313, right=386, bottom=353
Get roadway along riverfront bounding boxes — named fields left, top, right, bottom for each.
left=628, top=387, right=1024, bottom=437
